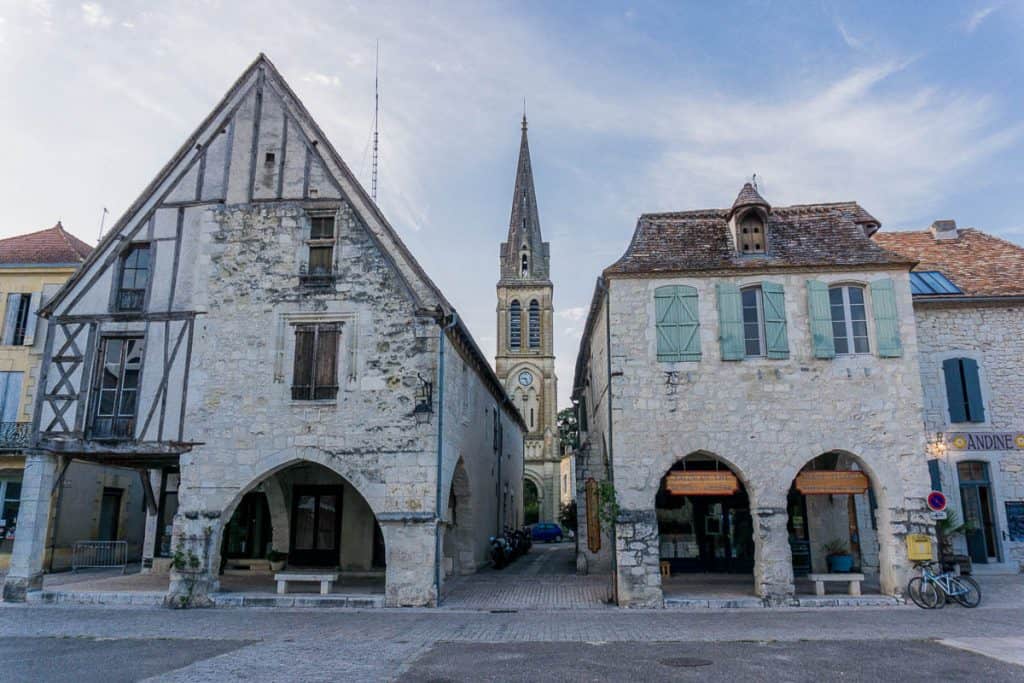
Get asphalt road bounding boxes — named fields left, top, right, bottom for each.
left=401, top=639, right=1024, bottom=683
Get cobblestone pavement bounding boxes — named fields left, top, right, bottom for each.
left=440, top=542, right=613, bottom=609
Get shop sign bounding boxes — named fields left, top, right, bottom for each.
left=948, top=432, right=1024, bottom=451
left=795, top=471, right=869, bottom=495
left=585, top=478, right=601, bottom=553
left=665, top=471, right=739, bottom=496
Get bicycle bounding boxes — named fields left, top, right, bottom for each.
left=907, top=560, right=981, bottom=609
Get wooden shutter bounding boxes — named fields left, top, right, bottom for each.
left=806, top=280, right=836, bottom=359
left=2, top=294, right=19, bottom=345
left=655, top=285, right=700, bottom=362
left=716, top=282, right=743, bottom=361
left=292, top=326, right=315, bottom=400
left=0, top=371, right=23, bottom=422
left=22, top=292, right=40, bottom=346
left=314, top=325, right=340, bottom=400
left=870, top=278, right=903, bottom=358
left=961, top=358, right=986, bottom=423
left=762, top=282, right=789, bottom=359
left=943, top=358, right=968, bottom=423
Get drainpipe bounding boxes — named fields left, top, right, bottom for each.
left=435, top=311, right=458, bottom=603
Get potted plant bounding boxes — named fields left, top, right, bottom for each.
left=267, top=550, right=287, bottom=572
left=937, top=511, right=974, bottom=574
left=823, top=539, right=854, bottom=573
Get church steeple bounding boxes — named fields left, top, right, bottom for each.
left=501, top=115, right=549, bottom=282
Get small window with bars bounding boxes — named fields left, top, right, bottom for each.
left=291, top=323, right=340, bottom=401
left=302, top=215, right=337, bottom=287
left=116, top=244, right=150, bottom=312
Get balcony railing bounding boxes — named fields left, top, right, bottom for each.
left=0, top=422, right=32, bottom=451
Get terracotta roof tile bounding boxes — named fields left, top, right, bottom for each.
left=606, top=198, right=910, bottom=276
left=0, top=223, right=93, bottom=265
left=873, top=228, right=1024, bottom=297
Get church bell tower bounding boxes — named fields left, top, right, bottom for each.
left=496, top=114, right=559, bottom=524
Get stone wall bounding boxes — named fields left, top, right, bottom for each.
left=915, top=303, right=1024, bottom=570
left=581, top=269, right=934, bottom=605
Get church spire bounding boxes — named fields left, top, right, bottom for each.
left=502, top=113, right=548, bottom=281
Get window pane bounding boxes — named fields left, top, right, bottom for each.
left=314, top=326, right=339, bottom=399
left=316, top=495, right=338, bottom=550
left=104, top=339, right=123, bottom=364
left=829, top=288, right=844, bottom=306
left=294, top=496, right=316, bottom=550
left=293, top=327, right=315, bottom=395
left=309, top=246, right=333, bottom=274
left=4, top=482, right=21, bottom=502
left=119, top=389, right=137, bottom=417
left=848, top=287, right=864, bottom=305
left=834, top=336, right=849, bottom=355
left=851, top=320, right=868, bottom=339
left=853, top=336, right=870, bottom=354
left=311, top=217, right=335, bottom=239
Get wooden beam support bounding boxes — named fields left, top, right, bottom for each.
left=138, top=469, right=158, bottom=515
left=50, top=456, right=72, bottom=495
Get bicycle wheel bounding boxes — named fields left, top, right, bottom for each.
left=951, top=576, right=982, bottom=608
left=907, top=577, right=941, bottom=609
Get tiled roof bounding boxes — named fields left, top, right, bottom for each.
left=873, top=228, right=1024, bottom=297
left=0, top=222, right=92, bottom=265
left=605, top=199, right=910, bottom=276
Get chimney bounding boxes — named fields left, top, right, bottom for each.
left=930, top=219, right=958, bottom=241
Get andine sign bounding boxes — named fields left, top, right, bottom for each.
left=948, top=432, right=1024, bottom=451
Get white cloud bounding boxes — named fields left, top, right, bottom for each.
left=836, top=20, right=864, bottom=49
left=558, top=306, right=587, bottom=323
left=966, top=6, right=998, bottom=33
left=302, top=72, right=341, bottom=87
left=80, top=2, right=112, bottom=28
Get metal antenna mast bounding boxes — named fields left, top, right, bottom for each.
left=371, top=40, right=380, bottom=202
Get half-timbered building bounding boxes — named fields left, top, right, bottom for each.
left=2, top=54, right=525, bottom=607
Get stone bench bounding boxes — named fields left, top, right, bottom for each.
left=275, top=571, right=339, bottom=596
left=808, top=572, right=865, bottom=596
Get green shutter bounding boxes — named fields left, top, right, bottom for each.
left=961, top=358, right=986, bottom=423
left=655, top=285, right=701, bottom=362
left=762, top=282, right=789, bottom=359
left=943, top=358, right=968, bottom=423
left=870, top=278, right=903, bottom=358
left=716, top=282, right=744, bottom=361
left=806, top=280, right=835, bottom=359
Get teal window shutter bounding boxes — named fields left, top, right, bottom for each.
left=943, top=358, right=968, bottom=423
left=655, top=285, right=701, bottom=362
left=716, top=282, right=744, bottom=361
left=761, top=282, right=789, bottom=359
left=870, top=278, right=903, bottom=358
left=806, top=280, right=835, bottom=359
left=961, top=358, right=986, bottom=423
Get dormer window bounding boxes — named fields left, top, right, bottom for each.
left=739, top=213, right=765, bottom=254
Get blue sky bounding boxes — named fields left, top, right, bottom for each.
left=2, top=1, right=1022, bottom=407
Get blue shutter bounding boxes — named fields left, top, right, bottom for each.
left=762, top=282, right=789, bottom=359
left=870, top=278, right=903, bottom=358
left=943, top=358, right=967, bottom=423
left=655, top=285, right=700, bottom=362
left=716, top=282, right=743, bottom=361
left=806, top=281, right=835, bottom=359
left=961, top=358, right=986, bottom=423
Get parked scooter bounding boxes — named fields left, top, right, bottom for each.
left=489, top=535, right=509, bottom=569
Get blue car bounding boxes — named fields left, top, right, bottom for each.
left=531, top=522, right=564, bottom=543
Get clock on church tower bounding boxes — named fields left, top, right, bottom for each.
left=495, top=114, right=560, bottom=525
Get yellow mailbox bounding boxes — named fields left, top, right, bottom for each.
left=906, top=534, right=933, bottom=561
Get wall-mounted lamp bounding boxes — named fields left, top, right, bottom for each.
left=413, top=373, right=433, bottom=424
left=926, top=432, right=947, bottom=459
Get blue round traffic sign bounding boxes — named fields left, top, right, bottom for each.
left=927, top=491, right=947, bottom=512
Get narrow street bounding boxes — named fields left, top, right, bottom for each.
left=441, top=542, right=613, bottom=610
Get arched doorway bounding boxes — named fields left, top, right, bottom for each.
left=656, top=454, right=755, bottom=579
left=443, top=458, right=475, bottom=577
left=524, top=478, right=541, bottom=525
left=787, top=452, right=880, bottom=591
left=214, top=461, right=386, bottom=594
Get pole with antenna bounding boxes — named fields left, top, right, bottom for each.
left=97, top=207, right=109, bottom=241
left=371, top=40, right=380, bottom=202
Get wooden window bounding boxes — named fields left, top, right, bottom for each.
left=116, top=244, right=150, bottom=312
left=739, top=214, right=765, bottom=254
left=509, top=300, right=522, bottom=349
left=828, top=285, right=869, bottom=354
left=90, top=337, right=144, bottom=439
left=528, top=299, right=541, bottom=348
left=2, top=293, right=35, bottom=345
left=302, top=215, right=336, bottom=287
left=741, top=286, right=765, bottom=357
left=656, top=285, right=701, bottom=362
left=291, top=323, right=340, bottom=401
left=943, top=358, right=985, bottom=423
left=740, top=284, right=789, bottom=359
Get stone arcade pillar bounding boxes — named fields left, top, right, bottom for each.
left=163, top=509, right=221, bottom=608
left=2, top=451, right=58, bottom=602
left=139, top=471, right=161, bottom=574
left=614, top=508, right=663, bottom=608
left=378, top=512, right=438, bottom=607
left=752, top=506, right=795, bottom=605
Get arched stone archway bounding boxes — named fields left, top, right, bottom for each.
left=168, top=456, right=394, bottom=607
left=523, top=473, right=543, bottom=525
left=443, top=458, right=475, bottom=577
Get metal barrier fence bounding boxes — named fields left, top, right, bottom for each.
left=72, top=540, right=128, bottom=573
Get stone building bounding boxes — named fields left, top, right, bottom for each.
left=875, top=222, right=1024, bottom=572
left=2, top=55, right=525, bottom=607
left=1, top=224, right=146, bottom=572
left=573, top=183, right=935, bottom=606
left=495, top=116, right=560, bottom=524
